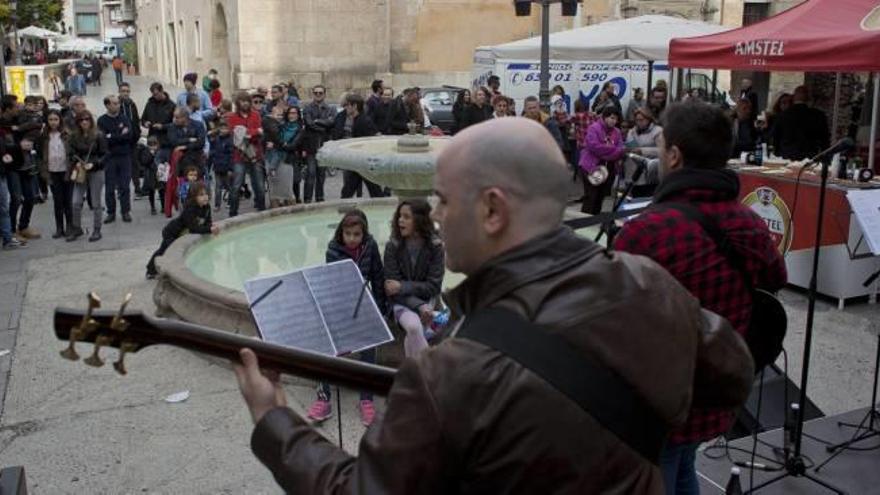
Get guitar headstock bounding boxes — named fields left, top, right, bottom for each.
left=55, top=292, right=153, bottom=375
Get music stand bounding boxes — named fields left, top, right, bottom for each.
left=815, top=333, right=880, bottom=472
left=245, top=260, right=394, bottom=448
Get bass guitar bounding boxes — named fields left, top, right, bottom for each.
left=53, top=292, right=397, bottom=396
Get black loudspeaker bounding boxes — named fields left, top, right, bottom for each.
left=514, top=0, right=532, bottom=16
left=726, top=365, right=824, bottom=440
left=561, top=0, right=579, bottom=16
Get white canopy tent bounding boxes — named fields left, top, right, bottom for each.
left=476, top=15, right=730, bottom=62
left=8, top=25, right=64, bottom=40
left=54, top=37, right=107, bottom=53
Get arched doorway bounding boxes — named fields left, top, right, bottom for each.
left=212, top=3, right=234, bottom=91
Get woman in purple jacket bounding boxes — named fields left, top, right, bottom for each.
left=579, top=106, right=625, bottom=214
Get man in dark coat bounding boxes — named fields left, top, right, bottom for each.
left=141, top=83, right=177, bottom=158
left=334, top=94, right=383, bottom=199
left=232, top=117, right=754, bottom=494
left=771, top=85, right=830, bottom=160
left=97, top=95, right=135, bottom=223
left=118, top=82, right=143, bottom=195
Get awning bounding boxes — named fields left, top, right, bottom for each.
left=479, top=15, right=730, bottom=62
left=54, top=37, right=108, bottom=53
left=670, top=0, right=880, bottom=72
left=8, top=25, right=64, bottom=40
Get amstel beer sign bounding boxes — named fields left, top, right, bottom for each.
left=742, top=186, right=793, bottom=254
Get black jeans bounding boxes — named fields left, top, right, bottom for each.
left=49, top=172, right=74, bottom=232
left=341, top=171, right=385, bottom=199
left=302, top=154, right=325, bottom=202
left=7, top=170, right=36, bottom=232
left=146, top=235, right=175, bottom=275
left=104, top=154, right=132, bottom=216
left=581, top=169, right=612, bottom=215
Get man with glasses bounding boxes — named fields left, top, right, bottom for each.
left=97, top=95, right=135, bottom=223
left=118, top=82, right=143, bottom=196
left=301, top=85, right=335, bottom=203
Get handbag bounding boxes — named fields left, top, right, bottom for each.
left=662, top=202, right=787, bottom=372
left=70, top=141, right=95, bottom=184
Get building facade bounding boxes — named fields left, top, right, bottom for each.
left=133, top=0, right=806, bottom=100
left=134, top=0, right=590, bottom=97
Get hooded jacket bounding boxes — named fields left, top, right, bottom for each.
left=250, top=227, right=751, bottom=494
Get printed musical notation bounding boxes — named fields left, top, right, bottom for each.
left=244, top=260, right=393, bottom=356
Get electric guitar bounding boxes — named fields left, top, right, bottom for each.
left=53, top=292, right=397, bottom=396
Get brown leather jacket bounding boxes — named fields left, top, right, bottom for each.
left=251, top=227, right=749, bottom=494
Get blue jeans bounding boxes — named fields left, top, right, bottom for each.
left=0, top=175, right=12, bottom=243
left=660, top=442, right=700, bottom=495
left=317, top=347, right=377, bottom=401
left=229, top=162, right=265, bottom=217
left=104, top=154, right=132, bottom=216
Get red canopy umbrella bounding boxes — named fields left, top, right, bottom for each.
left=669, top=0, right=880, bottom=72
left=670, top=0, right=880, bottom=169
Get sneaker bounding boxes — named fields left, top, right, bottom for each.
left=103, top=215, right=116, bottom=224
left=150, top=207, right=157, bottom=216
left=2, top=238, right=26, bottom=250
left=52, top=229, right=65, bottom=239
left=88, top=230, right=102, bottom=242
left=359, top=400, right=376, bottom=426
left=306, top=399, right=332, bottom=423
left=122, top=212, right=132, bottom=222
left=145, top=271, right=158, bottom=280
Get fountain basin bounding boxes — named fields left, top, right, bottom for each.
left=153, top=198, right=466, bottom=336
left=317, top=135, right=451, bottom=198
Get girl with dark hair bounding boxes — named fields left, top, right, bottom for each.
left=580, top=106, right=625, bottom=214
left=452, top=89, right=471, bottom=134
left=384, top=199, right=445, bottom=357
left=460, top=87, right=493, bottom=132
left=307, top=209, right=386, bottom=426
left=146, top=182, right=217, bottom=279
left=67, top=111, right=107, bottom=242
left=41, top=109, right=72, bottom=238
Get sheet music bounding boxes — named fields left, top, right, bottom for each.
left=244, top=260, right=393, bottom=356
left=846, top=189, right=880, bottom=256
left=244, top=272, right=335, bottom=355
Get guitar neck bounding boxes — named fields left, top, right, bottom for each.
left=54, top=308, right=397, bottom=396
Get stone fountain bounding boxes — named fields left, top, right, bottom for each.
left=317, top=123, right=451, bottom=198
left=154, top=125, right=452, bottom=338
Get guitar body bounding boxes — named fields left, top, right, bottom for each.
left=746, top=289, right=787, bottom=372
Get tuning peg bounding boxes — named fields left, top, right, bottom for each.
left=112, top=342, right=138, bottom=376
left=60, top=292, right=103, bottom=361
left=84, top=335, right=112, bottom=368
left=110, top=293, right=133, bottom=333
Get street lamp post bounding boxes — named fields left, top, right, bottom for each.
left=10, top=0, right=20, bottom=66
left=514, top=0, right=582, bottom=111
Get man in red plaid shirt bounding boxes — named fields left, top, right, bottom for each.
left=614, top=101, right=787, bottom=495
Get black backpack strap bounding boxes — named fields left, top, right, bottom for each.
left=660, top=202, right=754, bottom=290
left=457, top=307, right=667, bottom=464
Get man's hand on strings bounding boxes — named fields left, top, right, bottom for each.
left=233, top=348, right=287, bottom=424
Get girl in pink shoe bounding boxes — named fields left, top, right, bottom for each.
left=307, top=209, right=387, bottom=427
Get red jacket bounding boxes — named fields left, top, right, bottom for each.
left=226, top=110, right=263, bottom=163
left=615, top=167, right=787, bottom=444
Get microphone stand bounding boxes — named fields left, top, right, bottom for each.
left=594, top=158, right=647, bottom=249
left=745, top=150, right=845, bottom=494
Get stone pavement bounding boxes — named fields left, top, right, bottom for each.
left=0, top=75, right=879, bottom=492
